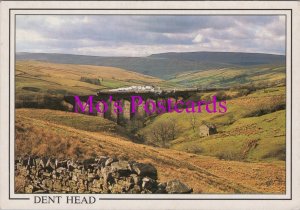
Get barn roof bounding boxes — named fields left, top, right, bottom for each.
left=201, top=122, right=216, bottom=129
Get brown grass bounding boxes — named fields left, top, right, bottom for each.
left=15, top=109, right=286, bottom=194
left=16, top=60, right=162, bottom=83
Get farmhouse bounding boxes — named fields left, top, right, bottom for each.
left=199, top=123, right=217, bottom=137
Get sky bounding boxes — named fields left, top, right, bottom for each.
left=16, top=15, right=286, bottom=57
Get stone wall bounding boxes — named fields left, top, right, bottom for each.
left=15, top=156, right=193, bottom=194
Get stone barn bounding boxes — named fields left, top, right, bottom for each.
left=199, top=123, right=217, bottom=137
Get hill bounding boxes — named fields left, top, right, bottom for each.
left=149, top=51, right=285, bottom=66
left=16, top=108, right=285, bottom=193
left=16, top=60, right=178, bottom=108
left=16, top=52, right=285, bottom=79
left=139, top=86, right=286, bottom=162
left=169, top=65, right=286, bottom=88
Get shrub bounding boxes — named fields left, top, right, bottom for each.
left=216, top=151, right=244, bottom=161
left=262, top=147, right=286, bottom=161
left=125, top=118, right=145, bottom=135
left=80, top=77, right=101, bottom=85
left=73, top=146, right=83, bottom=158
left=16, top=93, right=68, bottom=110
left=244, top=101, right=285, bottom=118
left=236, top=88, right=252, bottom=97
left=187, top=147, right=203, bottom=154
left=215, top=91, right=230, bottom=101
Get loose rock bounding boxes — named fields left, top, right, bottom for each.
left=166, top=179, right=193, bottom=194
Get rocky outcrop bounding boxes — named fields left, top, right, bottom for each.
left=165, top=180, right=193, bottom=193
left=15, top=156, right=192, bottom=194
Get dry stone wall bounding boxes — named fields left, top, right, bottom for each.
left=15, top=156, right=193, bottom=194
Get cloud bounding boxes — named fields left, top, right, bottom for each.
left=193, top=34, right=204, bottom=43
left=16, top=29, right=46, bottom=42
left=16, top=15, right=286, bottom=56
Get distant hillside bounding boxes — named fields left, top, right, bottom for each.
left=15, top=60, right=178, bottom=108
left=169, top=65, right=286, bottom=88
left=149, top=51, right=285, bottom=66
left=16, top=52, right=285, bottom=79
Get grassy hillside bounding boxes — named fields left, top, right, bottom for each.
left=16, top=60, right=178, bottom=107
left=16, top=108, right=285, bottom=193
left=169, top=65, right=285, bottom=88
left=17, top=108, right=130, bottom=134
left=16, top=52, right=285, bottom=79
left=139, top=86, right=286, bottom=162
left=16, top=60, right=163, bottom=92
left=149, top=51, right=285, bottom=66
left=16, top=53, right=235, bottom=79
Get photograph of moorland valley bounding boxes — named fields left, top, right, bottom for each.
left=15, top=15, right=286, bottom=194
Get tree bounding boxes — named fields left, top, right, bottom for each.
left=149, top=119, right=178, bottom=147
left=215, top=91, right=229, bottom=101
left=189, top=114, right=198, bottom=132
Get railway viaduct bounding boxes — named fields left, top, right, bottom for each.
left=64, top=88, right=228, bottom=124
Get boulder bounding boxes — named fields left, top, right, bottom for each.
left=42, top=172, right=51, bottom=178
left=105, top=157, right=118, bottom=166
left=53, top=180, right=62, bottom=191
left=56, top=167, right=66, bottom=174
left=96, top=156, right=109, bottom=167
left=128, top=184, right=142, bottom=193
left=56, top=160, right=68, bottom=168
left=132, top=163, right=157, bottom=179
left=42, top=179, right=53, bottom=190
left=130, top=174, right=142, bottom=186
left=87, top=173, right=97, bottom=181
left=83, top=158, right=96, bottom=169
left=24, top=185, right=34, bottom=193
left=34, top=190, right=49, bottom=193
left=165, top=180, right=193, bottom=194
left=101, top=166, right=114, bottom=186
left=142, top=177, right=157, bottom=192
left=110, top=161, right=131, bottom=176
left=155, top=182, right=167, bottom=193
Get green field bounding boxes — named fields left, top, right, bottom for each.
left=139, top=86, right=286, bottom=162
left=169, top=65, right=285, bottom=88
